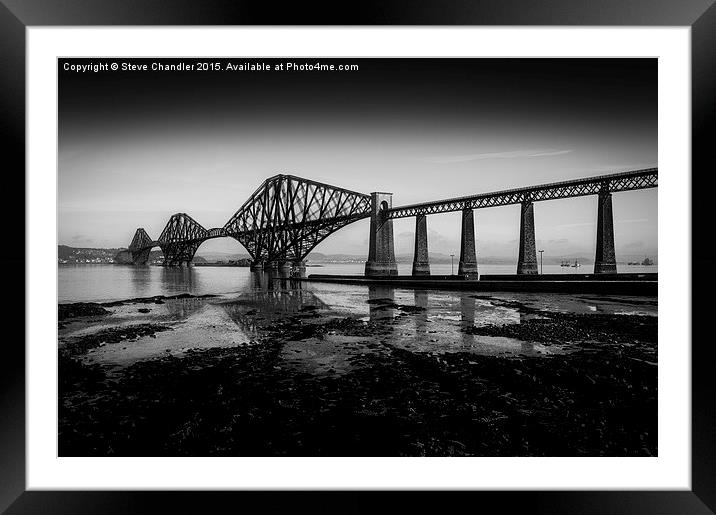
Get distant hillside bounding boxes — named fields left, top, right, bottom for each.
left=194, top=251, right=252, bottom=262
left=60, top=245, right=649, bottom=266
left=59, top=245, right=126, bottom=264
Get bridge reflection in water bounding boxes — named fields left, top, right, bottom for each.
left=367, top=285, right=396, bottom=322
left=221, top=270, right=327, bottom=335
left=414, top=290, right=429, bottom=333
left=136, top=267, right=588, bottom=357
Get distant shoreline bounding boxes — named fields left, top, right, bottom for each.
left=192, top=262, right=248, bottom=267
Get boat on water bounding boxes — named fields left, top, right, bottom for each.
left=571, top=259, right=581, bottom=268
left=560, top=260, right=570, bottom=267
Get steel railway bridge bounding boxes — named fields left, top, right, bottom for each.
left=124, top=168, right=657, bottom=277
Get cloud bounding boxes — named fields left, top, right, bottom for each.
left=424, top=149, right=573, bottom=164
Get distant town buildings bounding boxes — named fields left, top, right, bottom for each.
left=58, top=246, right=119, bottom=264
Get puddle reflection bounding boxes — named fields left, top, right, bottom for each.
left=221, top=271, right=329, bottom=333
left=414, top=290, right=429, bottom=333
left=368, top=285, right=397, bottom=322
left=160, top=267, right=198, bottom=292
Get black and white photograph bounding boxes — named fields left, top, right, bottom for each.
left=57, top=57, right=658, bottom=458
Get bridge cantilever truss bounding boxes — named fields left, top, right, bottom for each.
left=125, top=174, right=371, bottom=266
left=128, top=228, right=154, bottom=265
left=156, top=213, right=212, bottom=266
left=224, top=174, right=371, bottom=263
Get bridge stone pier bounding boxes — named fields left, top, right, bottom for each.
left=458, top=208, right=479, bottom=279
left=594, top=186, right=617, bottom=274
left=292, top=260, right=307, bottom=275
left=365, top=192, right=399, bottom=277
left=412, top=214, right=430, bottom=276
left=517, top=200, right=538, bottom=275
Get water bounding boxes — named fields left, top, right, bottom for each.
left=59, top=263, right=658, bottom=371
left=58, top=263, right=657, bottom=304
left=58, top=263, right=659, bottom=457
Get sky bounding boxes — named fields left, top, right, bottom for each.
left=58, top=58, right=657, bottom=261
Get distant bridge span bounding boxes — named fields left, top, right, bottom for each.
left=386, top=168, right=657, bottom=219
left=124, top=168, right=657, bottom=276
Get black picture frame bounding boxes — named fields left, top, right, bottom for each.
left=3, top=1, right=713, bottom=513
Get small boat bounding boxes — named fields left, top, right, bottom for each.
left=571, top=259, right=581, bottom=268
left=641, top=257, right=654, bottom=266
left=560, top=260, right=570, bottom=267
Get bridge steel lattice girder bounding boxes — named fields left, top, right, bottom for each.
left=157, top=212, right=212, bottom=266
left=385, top=168, right=658, bottom=219
left=128, top=228, right=155, bottom=264
left=223, top=174, right=371, bottom=264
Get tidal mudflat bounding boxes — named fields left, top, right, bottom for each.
left=58, top=283, right=657, bottom=456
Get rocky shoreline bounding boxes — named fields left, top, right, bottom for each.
left=58, top=293, right=657, bottom=457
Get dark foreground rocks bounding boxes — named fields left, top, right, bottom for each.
left=58, top=294, right=218, bottom=326
left=467, top=312, right=657, bottom=351
left=59, top=305, right=657, bottom=457
left=100, top=293, right=218, bottom=307
left=58, top=302, right=109, bottom=321
left=60, top=324, right=173, bottom=358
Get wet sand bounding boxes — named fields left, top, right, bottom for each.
left=58, top=287, right=657, bottom=456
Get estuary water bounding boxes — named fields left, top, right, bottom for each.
left=58, top=263, right=657, bottom=304
left=59, top=262, right=658, bottom=372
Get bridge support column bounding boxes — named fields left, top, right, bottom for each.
left=266, top=261, right=279, bottom=271
left=277, top=261, right=291, bottom=279
left=365, top=192, right=398, bottom=277
left=458, top=208, right=478, bottom=280
left=412, top=214, right=430, bottom=276
left=130, top=248, right=151, bottom=266
left=292, top=260, right=307, bottom=274
left=250, top=260, right=264, bottom=272
left=517, top=200, right=538, bottom=275
left=594, top=190, right=617, bottom=274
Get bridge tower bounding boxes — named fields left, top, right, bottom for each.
left=517, top=199, right=539, bottom=275
left=458, top=208, right=479, bottom=279
left=128, top=228, right=154, bottom=265
left=594, top=184, right=617, bottom=274
left=365, top=192, right=398, bottom=277
left=157, top=213, right=209, bottom=267
left=412, top=213, right=430, bottom=276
